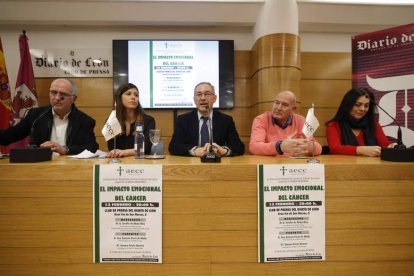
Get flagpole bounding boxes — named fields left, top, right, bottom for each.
left=307, top=103, right=320, bottom=164
left=109, top=133, right=121, bottom=163
left=307, top=137, right=320, bottom=163
left=9, top=30, right=38, bottom=150
left=108, top=105, right=121, bottom=163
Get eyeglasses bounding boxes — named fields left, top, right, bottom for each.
left=195, top=92, right=215, bottom=98
left=49, top=90, right=73, bottom=98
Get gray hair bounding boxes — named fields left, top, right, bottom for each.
left=194, top=82, right=215, bottom=95
left=51, top=78, right=77, bottom=96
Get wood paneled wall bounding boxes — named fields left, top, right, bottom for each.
left=249, top=33, right=301, bottom=116
left=300, top=52, right=352, bottom=145
left=34, top=51, right=351, bottom=153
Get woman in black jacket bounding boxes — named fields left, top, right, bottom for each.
left=107, top=83, right=155, bottom=158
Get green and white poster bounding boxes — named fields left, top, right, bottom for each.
left=258, top=164, right=325, bottom=262
left=93, top=164, right=162, bottom=263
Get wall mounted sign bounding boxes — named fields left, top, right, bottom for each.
left=31, top=48, right=112, bottom=78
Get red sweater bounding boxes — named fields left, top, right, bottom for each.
left=326, top=121, right=392, bottom=155
left=249, top=112, right=322, bottom=156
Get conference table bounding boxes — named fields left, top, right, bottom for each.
left=0, top=154, right=413, bottom=275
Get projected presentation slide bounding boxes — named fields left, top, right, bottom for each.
left=128, top=40, right=219, bottom=108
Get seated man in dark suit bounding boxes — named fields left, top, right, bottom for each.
left=0, top=78, right=99, bottom=155
left=169, top=82, right=244, bottom=157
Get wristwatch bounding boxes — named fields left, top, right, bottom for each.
left=276, top=141, right=284, bottom=155
left=64, top=146, right=70, bottom=155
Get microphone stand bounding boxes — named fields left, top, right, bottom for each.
left=201, top=107, right=221, bottom=163
left=10, top=97, right=64, bottom=163
left=372, top=98, right=406, bottom=148
left=29, top=96, right=64, bottom=146
left=370, top=96, right=414, bottom=162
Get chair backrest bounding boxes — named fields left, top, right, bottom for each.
left=322, top=145, right=330, bottom=155
left=151, top=141, right=164, bottom=155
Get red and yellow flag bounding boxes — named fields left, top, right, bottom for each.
left=0, top=36, right=13, bottom=153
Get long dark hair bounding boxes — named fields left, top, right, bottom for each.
left=114, top=83, right=146, bottom=133
left=326, top=87, right=378, bottom=146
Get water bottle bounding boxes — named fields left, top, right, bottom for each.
left=134, top=124, right=145, bottom=159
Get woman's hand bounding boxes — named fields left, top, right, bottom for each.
left=107, top=149, right=133, bottom=158
left=356, top=146, right=381, bottom=157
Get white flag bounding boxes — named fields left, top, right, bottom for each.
left=302, top=106, right=320, bottom=138
left=101, top=110, right=122, bottom=141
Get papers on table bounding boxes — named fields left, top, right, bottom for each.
left=69, top=149, right=108, bottom=159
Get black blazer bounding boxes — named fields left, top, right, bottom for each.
left=0, top=104, right=99, bottom=154
left=107, top=113, right=155, bottom=155
left=169, top=110, right=244, bottom=156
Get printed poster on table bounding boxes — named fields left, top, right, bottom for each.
left=258, top=164, right=325, bottom=262
left=93, top=164, right=162, bottom=263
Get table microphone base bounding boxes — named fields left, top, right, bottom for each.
left=381, top=147, right=414, bottom=162
left=201, top=152, right=221, bottom=163
left=10, top=147, right=52, bottom=163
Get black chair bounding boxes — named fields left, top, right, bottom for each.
left=321, top=145, right=330, bottom=155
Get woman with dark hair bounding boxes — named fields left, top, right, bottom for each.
left=326, top=87, right=395, bottom=156
left=107, top=83, right=155, bottom=158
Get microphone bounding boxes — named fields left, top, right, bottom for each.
left=370, top=96, right=406, bottom=148
left=200, top=105, right=221, bottom=163
left=369, top=95, right=414, bottom=162
left=9, top=97, right=64, bottom=163
left=29, top=96, right=65, bottom=146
